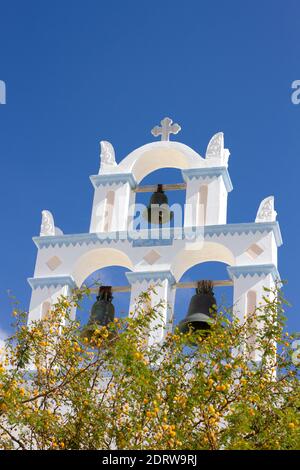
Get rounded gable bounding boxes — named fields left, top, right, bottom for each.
left=118, top=141, right=204, bottom=183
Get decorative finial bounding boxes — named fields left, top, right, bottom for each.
left=99, top=141, right=117, bottom=173
left=151, top=117, right=181, bottom=141
left=40, top=210, right=63, bottom=236
left=206, top=132, right=230, bottom=164
left=40, top=210, right=55, bottom=236
left=255, top=196, right=277, bottom=223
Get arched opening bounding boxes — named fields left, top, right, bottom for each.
left=71, top=248, right=133, bottom=326
left=72, top=247, right=133, bottom=288
left=173, top=261, right=233, bottom=329
left=76, top=266, right=132, bottom=328
left=171, top=242, right=235, bottom=281
left=133, top=168, right=186, bottom=230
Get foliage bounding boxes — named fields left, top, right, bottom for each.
left=0, top=285, right=299, bottom=450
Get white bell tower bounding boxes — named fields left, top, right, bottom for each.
left=27, top=117, right=282, bottom=351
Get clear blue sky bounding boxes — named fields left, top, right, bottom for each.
left=0, top=0, right=299, bottom=337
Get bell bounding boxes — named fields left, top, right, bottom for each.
left=88, top=286, right=115, bottom=328
left=143, top=184, right=174, bottom=225
left=178, top=281, right=217, bottom=334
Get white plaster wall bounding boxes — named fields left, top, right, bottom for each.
left=128, top=278, right=174, bottom=345
left=234, top=232, right=277, bottom=267
left=89, top=185, right=109, bottom=233
left=90, top=182, right=133, bottom=233
left=110, top=182, right=132, bottom=232
left=206, top=177, right=227, bottom=225
left=232, top=273, right=276, bottom=361
left=32, top=244, right=133, bottom=286
left=28, top=284, right=73, bottom=324
left=31, top=228, right=278, bottom=291
left=232, top=273, right=275, bottom=323
left=184, top=177, right=228, bottom=227
left=184, top=179, right=200, bottom=229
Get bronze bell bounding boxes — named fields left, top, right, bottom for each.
left=88, top=286, right=115, bottom=328
left=143, top=184, right=174, bottom=225
left=178, top=281, right=217, bottom=334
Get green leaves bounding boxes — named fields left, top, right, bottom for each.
left=0, top=285, right=299, bottom=449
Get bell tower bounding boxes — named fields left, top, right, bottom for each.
left=27, top=117, right=282, bottom=353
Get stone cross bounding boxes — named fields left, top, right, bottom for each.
left=151, top=117, right=181, bottom=141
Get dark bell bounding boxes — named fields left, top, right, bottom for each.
left=88, top=286, right=115, bottom=328
left=178, top=280, right=217, bottom=334
left=143, top=184, right=174, bottom=225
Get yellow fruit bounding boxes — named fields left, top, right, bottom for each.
left=0, top=403, right=7, bottom=412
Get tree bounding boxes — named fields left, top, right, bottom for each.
left=0, top=285, right=299, bottom=450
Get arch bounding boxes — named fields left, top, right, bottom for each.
left=75, top=265, right=132, bottom=326
left=72, top=247, right=133, bottom=287
left=172, top=259, right=234, bottom=328
left=118, top=142, right=205, bottom=183
left=171, top=241, right=235, bottom=281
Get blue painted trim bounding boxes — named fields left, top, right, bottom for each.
left=28, top=275, right=77, bottom=290
left=33, top=231, right=129, bottom=249
left=204, top=221, right=283, bottom=247
left=90, top=173, right=137, bottom=189
left=126, top=270, right=176, bottom=285
left=181, top=167, right=233, bottom=192
left=129, top=222, right=282, bottom=247
left=130, top=227, right=204, bottom=246
left=130, top=227, right=182, bottom=242
left=132, top=238, right=173, bottom=247
left=132, top=238, right=174, bottom=248
left=227, top=264, right=280, bottom=281
left=32, top=222, right=282, bottom=249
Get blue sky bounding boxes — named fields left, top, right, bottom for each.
left=0, top=0, right=299, bottom=337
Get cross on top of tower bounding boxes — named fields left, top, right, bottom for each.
left=151, top=117, right=181, bottom=141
